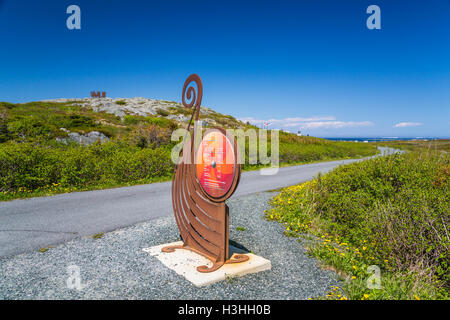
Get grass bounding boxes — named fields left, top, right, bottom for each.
left=92, top=232, right=104, bottom=239
left=266, top=149, right=449, bottom=300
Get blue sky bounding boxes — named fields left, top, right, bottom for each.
left=0, top=0, right=449, bottom=137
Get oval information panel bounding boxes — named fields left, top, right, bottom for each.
left=195, top=130, right=236, bottom=199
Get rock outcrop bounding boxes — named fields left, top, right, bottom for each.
left=56, top=128, right=109, bottom=145
left=43, top=97, right=216, bottom=119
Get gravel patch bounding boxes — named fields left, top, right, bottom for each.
left=0, top=192, right=339, bottom=299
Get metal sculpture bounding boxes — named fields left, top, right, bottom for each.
left=162, top=74, right=248, bottom=273
left=90, top=91, right=106, bottom=98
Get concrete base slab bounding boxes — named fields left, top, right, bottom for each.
left=143, top=241, right=271, bottom=287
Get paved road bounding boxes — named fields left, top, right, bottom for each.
left=0, top=192, right=340, bottom=299
left=0, top=147, right=396, bottom=258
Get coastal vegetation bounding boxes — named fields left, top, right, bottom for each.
left=375, top=139, right=450, bottom=152
left=0, top=100, right=377, bottom=201
left=266, top=148, right=449, bottom=300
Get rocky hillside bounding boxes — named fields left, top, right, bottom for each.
left=0, top=98, right=247, bottom=146
left=44, top=97, right=245, bottom=129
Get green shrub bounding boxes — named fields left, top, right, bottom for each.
left=0, top=143, right=62, bottom=190
left=267, top=150, right=449, bottom=299
left=123, top=115, right=140, bottom=125
left=127, top=124, right=172, bottom=148
left=0, top=110, right=10, bottom=143
left=104, top=146, right=172, bottom=183
left=0, top=142, right=173, bottom=195
left=155, top=108, right=169, bottom=117
left=145, top=116, right=177, bottom=130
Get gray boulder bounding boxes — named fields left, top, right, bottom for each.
left=56, top=129, right=109, bottom=145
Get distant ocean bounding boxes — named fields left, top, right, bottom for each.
left=321, top=137, right=446, bottom=142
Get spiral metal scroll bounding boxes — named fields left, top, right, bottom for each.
left=182, top=74, right=203, bottom=128
left=162, top=74, right=248, bottom=273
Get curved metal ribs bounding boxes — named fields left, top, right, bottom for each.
left=162, top=74, right=248, bottom=273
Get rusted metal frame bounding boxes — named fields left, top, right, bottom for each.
left=178, top=178, right=222, bottom=255
left=175, top=162, right=220, bottom=258
left=162, top=74, right=248, bottom=273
